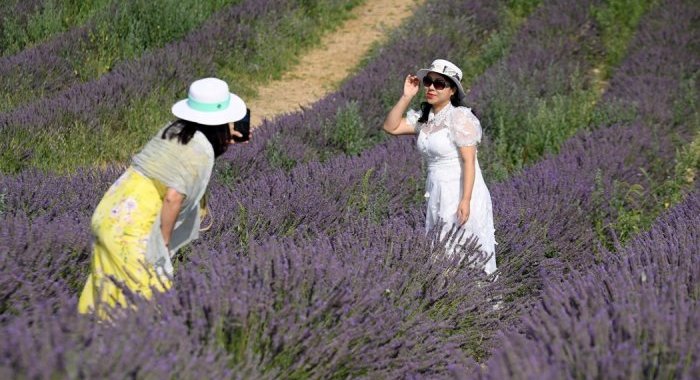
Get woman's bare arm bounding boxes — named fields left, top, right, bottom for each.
left=161, top=188, right=184, bottom=247
left=457, top=145, right=476, bottom=225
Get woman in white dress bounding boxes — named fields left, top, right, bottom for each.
left=382, top=59, right=497, bottom=275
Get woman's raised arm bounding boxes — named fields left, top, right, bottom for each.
left=382, top=74, right=419, bottom=135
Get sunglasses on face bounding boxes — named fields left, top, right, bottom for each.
left=422, top=76, right=451, bottom=90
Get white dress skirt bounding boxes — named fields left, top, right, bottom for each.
left=407, top=103, right=497, bottom=274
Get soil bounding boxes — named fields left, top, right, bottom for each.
left=248, top=0, right=422, bottom=127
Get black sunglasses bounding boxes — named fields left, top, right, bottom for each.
left=422, top=76, right=451, bottom=90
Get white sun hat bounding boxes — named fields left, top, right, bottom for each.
left=171, top=77, right=247, bottom=126
left=416, top=59, right=466, bottom=103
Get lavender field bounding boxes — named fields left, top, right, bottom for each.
left=1, top=0, right=698, bottom=378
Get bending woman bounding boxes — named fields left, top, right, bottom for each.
left=382, top=59, right=497, bottom=275
left=79, top=77, right=250, bottom=315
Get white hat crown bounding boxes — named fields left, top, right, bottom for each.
left=188, top=78, right=230, bottom=104
left=428, top=59, right=462, bottom=81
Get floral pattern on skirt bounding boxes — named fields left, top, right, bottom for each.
left=78, top=168, right=171, bottom=317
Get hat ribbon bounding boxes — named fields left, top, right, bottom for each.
left=187, top=94, right=231, bottom=112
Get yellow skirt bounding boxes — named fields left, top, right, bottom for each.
left=78, top=168, right=171, bottom=317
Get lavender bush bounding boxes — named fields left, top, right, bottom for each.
left=1, top=205, right=500, bottom=378
left=477, top=190, right=700, bottom=380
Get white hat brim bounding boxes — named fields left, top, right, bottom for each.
left=417, top=69, right=467, bottom=102
left=171, top=92, right=247, bottom=126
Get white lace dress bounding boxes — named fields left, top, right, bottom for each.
left=407, top=103, right=497, bottom=274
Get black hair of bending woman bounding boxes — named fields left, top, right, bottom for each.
left=417, top=73, right=463, bottom=123
left=161, top=119, right=232, bottom=158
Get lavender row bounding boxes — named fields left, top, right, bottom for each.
left=486, top=0, right=698, bottom=313
left=443, top=0, right=699, bottom=364
left=477, top=189, right=700, bottom=380
left=466, top=0, right=608, bottom=177
left=0, top=0, right=267, bottom=128
left=0, top=0, right=240, bottom=113
left=1, top=200, right=500, bottom=377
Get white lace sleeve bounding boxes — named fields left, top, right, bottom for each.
left=448, top=107, right=482, bottom=146
left=406, top=108, right=421, bottom=133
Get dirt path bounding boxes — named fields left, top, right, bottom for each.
left=249, top=0, right=422, bottom=127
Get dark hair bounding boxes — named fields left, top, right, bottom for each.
left=417, top=73, right=463, bottom=123
left=161, top=119, right=231, bottom=157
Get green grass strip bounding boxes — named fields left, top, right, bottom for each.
left=594, top=75, right=699, bottom=247
left=0, top=0, right=111, bottom=56
left=479, top=0, right=658, bottom=181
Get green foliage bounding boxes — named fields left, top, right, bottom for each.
left=672, top=73, right=700, bottom=128
left=481, top=73, right=603, bottom=180
left=75, top=0, right=241, bottom=80
left=592, top=172, right=651, bottom=247
left=213, top=161, right=240, bottom=191
left=265, top=101, right=386, bottom=173
left=460, top=0, right=542, bottom=84
left=592, top=135, right=699, bottom=250
left=345, top=167, right=391, bottom=225
left=506, top=0, right=542, bottom=16
left=592, top=74, right=699, bottom=249
left=0, top=0, right=112, bottom=56
left=478, top=0, right=659, bottom=181
left=265, top=133, right=298, bottom=172
left=1, top=91, right=168, bottom=173
left=321, top=101, right=381, bottom=157
left=592, top=0, right=658, bottom=73
left=0, top=190, right=6, bottom=216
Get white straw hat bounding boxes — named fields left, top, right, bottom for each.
left=416, top=59, right=466, bottom=103
left=171, top=77, right=247, bottom=125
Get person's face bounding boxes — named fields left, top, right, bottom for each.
left=423, top=73, right=455, bottom=107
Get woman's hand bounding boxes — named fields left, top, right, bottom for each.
left=228, top=124, right=254, bottom=144
left=404, top=74, right=420, bottom=98
left=457, top=199, right=470, bottom=226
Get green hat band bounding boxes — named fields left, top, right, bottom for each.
left=187, top=95, right=230, bottom=112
